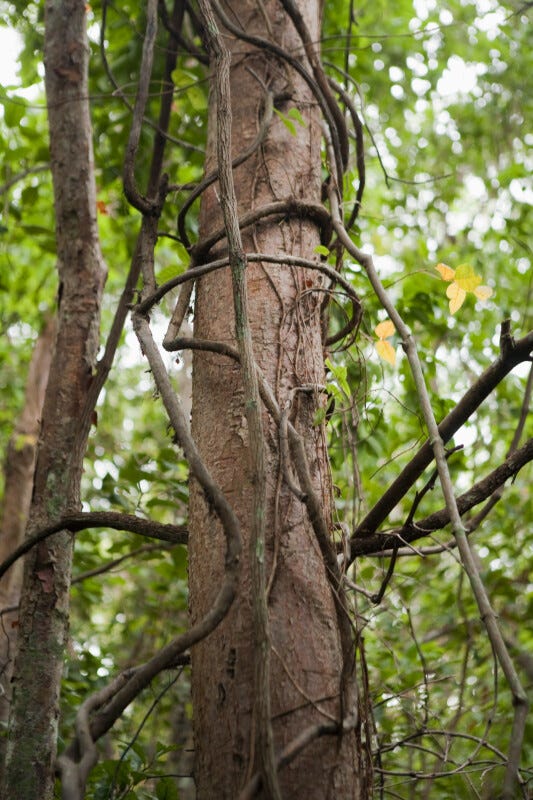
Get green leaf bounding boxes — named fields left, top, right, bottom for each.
left=2, top=97, right=25, bottom=128
left=156, top=777, right=180, bottom=800
left=325, top=358, right=351, bottom=398
left=274, top=108, right=297, bottom=136
left=286, top=106, right=306, bottom=127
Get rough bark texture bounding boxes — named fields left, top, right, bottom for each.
left=188, top=2, right=368, bottom=797
left=0, top=316, right=56, bottom=772
left=0, top=2, right=106, bottom=798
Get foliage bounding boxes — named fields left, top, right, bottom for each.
left=0, top=0, right=531, bottom=797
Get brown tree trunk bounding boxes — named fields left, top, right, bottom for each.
left=0, top=316, right=56, bottom=773
left=188, top=2, right=370, bottom=797
left=0, top=2, right=106, bottom=798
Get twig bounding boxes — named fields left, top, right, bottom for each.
left=0, top=163, right=50, bottom=196
left=72, top=542, right=176, bottom=584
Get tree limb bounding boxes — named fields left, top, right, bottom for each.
left=0, top=512, right=188, bottom=584
left=350, top=438, right=533, bottom=557
left=353, top=328, right=533, bottom=539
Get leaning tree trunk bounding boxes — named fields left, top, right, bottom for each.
left=0, top=316, right=56, bottom=774
left=0, top=2, right=106, bottom=798
left=188, top=1, right=371, bottom=797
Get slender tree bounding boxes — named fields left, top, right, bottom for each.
left=0, top=2, right=106, bottom=796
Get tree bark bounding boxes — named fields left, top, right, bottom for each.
left=188, top=1, right=371, bottom=797
left=0, top=316, right=56, bottom=773
left=0, top=2, right=106, bottom=798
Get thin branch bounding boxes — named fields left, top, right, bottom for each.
left=99, top=0, right=204, bottom=154
left=58, top=316, right=241, bottom=789
left=238, top=719, right=344, bottom=800
left=278, top=0, right=349, bottom=173
left=142, top=250, right=360, bottom=320
left=0, top=164, right=50, bottom=196
left=466, top=362, right=533, bottom=530
left=350, top=437, right=533, bottom=558
left=191, top=198, right=332, bottom=262
left=352, top=328, right=533, bottom=539
left=0, top=512, right=187, bottom=583
left=176, top=87, right=274, bottom=248
left=211, top=0, right=346, bottom=188
left=327, top=77, right=365, bottom=228
left=369, top=542, right=398, bottom=604
left=122, top=0, right=159, bottom=215
left=171, top=335, right=360, bottom=728
left=148, top=0, right=186, bottom=195
left=79, top=0, right=186, bottom=457
left=158, top=0, right=208, bottom=64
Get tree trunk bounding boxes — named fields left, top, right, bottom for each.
left=0, top=316, right=56, bottom=773
left=188, top=1, right=371, bottom=797
left=0, top=2, right=106, bottom=798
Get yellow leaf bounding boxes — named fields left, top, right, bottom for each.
left=474, top=285, right=493, bottom=301
left=375, top=320, right=395, bottom=339
left=437, top=261, right=492, bottom=314
left=446, top=283, right=466, bottom=314
left=436, top=263, right=455, bottom=281
left=454, top=263, right=482, bottom=292
left=376, top=339, right=396, bottom=365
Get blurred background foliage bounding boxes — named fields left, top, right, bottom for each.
left=0, top=0, right=531, bottom=797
